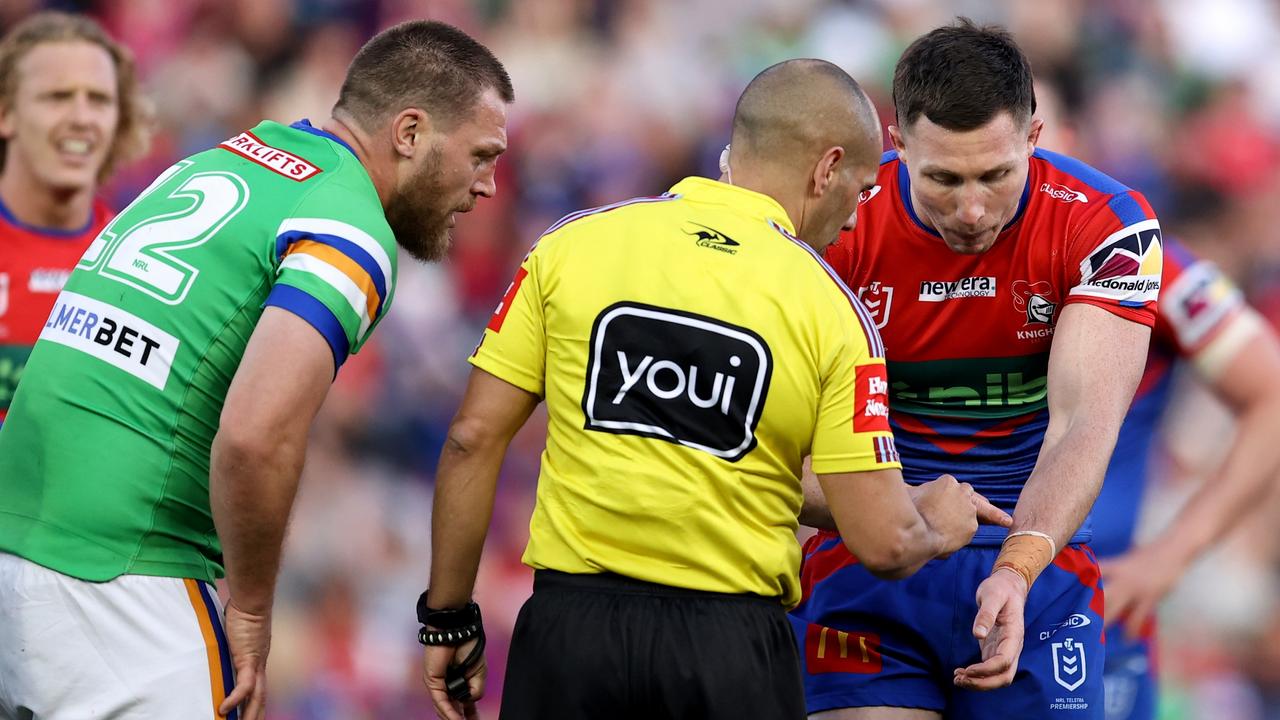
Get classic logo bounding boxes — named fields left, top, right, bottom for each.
left=582, top=302, right=772, bottom=462
left=1012, top=280, right=1057, bottom=337
left=856, top=282, right=893, bottom=329
left=1074, top=220, right=1162, bottom=305
left=685, top=222, right=740, bottom=255
left=858, top=185, right=883, bottom=204
left=1040, top=182, right=1089, bottom=203
left=1052, top=638, right=1087, bottom=692
left=1039, top=613, right=1092, bottom=641
left=804, top=624, right=882, bottom=674
left=854, top=364, right=890, bottom=433
left=918, top=276, right=996, bottom=302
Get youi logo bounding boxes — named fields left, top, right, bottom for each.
left=582, top=302, right=773, bottom=462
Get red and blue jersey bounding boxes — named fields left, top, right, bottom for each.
left=0, top=197, right=113, bottom=422
left=823, top=148, right=1162, bottom=545
left=1090, top=237, right=1244, bottom=557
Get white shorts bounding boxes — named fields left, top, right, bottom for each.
left=0, top=552, right=236, bottom=719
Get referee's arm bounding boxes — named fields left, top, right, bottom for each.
left=428, top=367, right=539, bottom=608
left=815, top=467, right=1008, bottom=579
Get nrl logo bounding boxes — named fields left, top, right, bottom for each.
left=857, top=282, right=893, bottom=329
left=1052, top=638, right=1087, bottom=692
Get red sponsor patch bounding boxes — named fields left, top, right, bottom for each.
left=853, top=364, right=890, bottom=433
left=219, top=131, right=321, bottom=181
left=487, top=266, right=528, bottom=333
left=804, top=623, right=882, bottom=674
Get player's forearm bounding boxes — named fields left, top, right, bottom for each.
left=426, top=426, right=506, bottom=609
left=1157, top=396, right=1280, bottom=560
left=1014, top=304, right=1148, bottom=554
left=210, top=430, right=307, bottom=615
left=1012, top=419, right=1119, bottom=553
left=822, top=469, right=946, bottom=578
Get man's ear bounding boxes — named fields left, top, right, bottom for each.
left=887, top=124, right=907, bottom=163
left=0, top=104, right=15, bottom=139
left=390, top=108, right=430, bottom=159
left=813, top=145, right=844, bottom=198
left=1026, top=116, right=1044, bottom=156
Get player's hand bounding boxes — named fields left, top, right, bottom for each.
left=1100, top=543, right=1185, bottom=640
left=424, top=638, right=485, bottom=720
left=955, top=567, right=1027, bottom=690
left=912, top=475, right=999, bottom=556
left=971, top=491, right=1012, bottom=528
left=220, top=599, right=271, bottom=720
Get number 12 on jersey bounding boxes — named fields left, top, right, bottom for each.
left=79, top=160, right=250, bottom=305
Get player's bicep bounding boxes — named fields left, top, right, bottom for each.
left=1045, top=303, right=1149, bottom=437
left=1196, top=307, right=1280, bottom=412
left=220, top=306, right=334, bottom=444
left=469, top=252, right=548, bottom=397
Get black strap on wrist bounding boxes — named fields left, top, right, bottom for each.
left=444, top=628, right=486, bottom=701
left=416, top=591, right=482, bottom=630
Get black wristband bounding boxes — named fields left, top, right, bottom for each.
left=416, top=591, right=483, bottom=647
left=416, top=591, right=481, bottom=629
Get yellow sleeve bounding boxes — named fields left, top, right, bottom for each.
left=468, top=245, right=547, bottom=396
left=809, top=300, right=902, bottom=475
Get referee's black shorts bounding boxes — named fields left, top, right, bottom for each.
left=498, top=570, right=805, bottom=720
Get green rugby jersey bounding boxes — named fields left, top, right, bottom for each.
left=0, top=120, right=397, bottom=582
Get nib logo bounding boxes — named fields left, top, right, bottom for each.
left=1052, top=638, right=1087, bottom=692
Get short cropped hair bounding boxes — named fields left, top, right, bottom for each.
left=0, top=11, right=152, bottom=183
left=893, top=17, right=1035, bottom=131
left=335, top=20, right=513, bottom=132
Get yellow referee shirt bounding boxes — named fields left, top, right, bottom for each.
left=471, top=177, right=900, bottom=607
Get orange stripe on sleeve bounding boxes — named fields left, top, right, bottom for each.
left=286, top=239, right=381, bottom=320
left=184, top=578, right=228, bottom=716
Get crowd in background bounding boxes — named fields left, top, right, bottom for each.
left=8, top=0, right=1280, bottom=716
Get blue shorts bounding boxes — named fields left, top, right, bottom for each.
left=790, top=531, right=1106, bottom=718
left=1102, top=620, right=1157, bottom=720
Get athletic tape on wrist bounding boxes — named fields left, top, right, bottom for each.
left=993, top=531, right=1057, bottom=591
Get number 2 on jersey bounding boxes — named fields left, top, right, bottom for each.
left=79, top=160, right=250, bottom=304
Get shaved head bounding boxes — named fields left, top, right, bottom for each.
left=726, top=59, right=883, bottom=252
left=731, top=59, right=881, bottom=172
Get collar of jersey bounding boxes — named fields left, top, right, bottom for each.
left=895, top=159, right=1032, bottom=239
left=290, top=119, right=357, bottom=158
left=0, top=192, right=97, bottom=238
left=668, top=177, right=796, bottom=235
